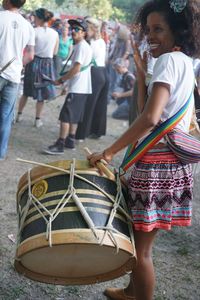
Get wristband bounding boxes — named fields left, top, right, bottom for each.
left=58, top=78, right=64, bottom=84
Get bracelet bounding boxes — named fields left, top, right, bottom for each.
left=58, top=77, right=64, bottom=84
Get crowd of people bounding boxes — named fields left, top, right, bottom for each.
left=0, top=0, right=140, bottom=159
left=1, top=0, right=200, bottom=299
left=1, top=0, right=200, bottom=159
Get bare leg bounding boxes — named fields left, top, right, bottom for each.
left=36, top=101, right=44, bottom=119
left=69, top=123, right=78, bottom=135
left=59, top=122, right=70, bottom=139
left=125, top=229, right=158, bottom=300
left=18, top=95, right=28, bottom=113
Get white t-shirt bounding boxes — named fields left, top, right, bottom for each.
left=35, top=27, right=58, bottom=58
left=0, top=10, right=35, bottom=83
left=148, top=52, right=194, bottom=133
left=68, top=39, right=92, bottom=94
left=90, top=38, right=106, bottom=67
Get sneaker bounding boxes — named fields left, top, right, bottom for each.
left=65, top=136, right=75, bottom=149
left=34, top=119, right=43, bottom=128
left=16, top=112, right=23, bottom=123
left=43, top=139, right=64, bottom=155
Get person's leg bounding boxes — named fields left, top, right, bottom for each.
left=34, top=101, right=45, bottom=127
left=16, top=94, right=28, bottom=122
left=69, top=123, right=77, bottom=135
left=76, top=67, right=102, bottom=140
left=17, top=94, right=28, bottom=114
left=43, top=121, right=69, bottom=155
left=59, top=121, right=70, bottom=139
left=104, top=229, right=158, bottom=300
left=126, top=229, right=158, bottom=300
left=0, top=81, right=19, bottom=158
left=35, top=101, right=44, bottom=119
left=89, top=68, right=108, bottom=138
left=64, top=123, right=77, bottom=149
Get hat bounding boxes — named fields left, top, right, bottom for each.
left=68, top=18, right=88, bottom=31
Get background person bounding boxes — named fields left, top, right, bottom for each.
left=16, top=8, right=59, bottom=128
left=44, top=18, right=92, bottom=154
left=111, top=57, right=135, bottom=121
left=53, top=20, right=73, bottom=78
left=0, top=0, right=35, bottom=160
left=76, top=17, right=108, bottom=141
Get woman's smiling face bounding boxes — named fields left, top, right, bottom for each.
left=146, top=12, right=175, bottom=58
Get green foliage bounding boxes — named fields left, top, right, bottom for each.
left=111, top=6, right=126, bottom=22
left=112, top=0, right=146, bottom=22
left=23, top=0, right=147, bottom=22
left=77, top=0, right=113, bottom=19
left=24, top=0, right=57, bottom=11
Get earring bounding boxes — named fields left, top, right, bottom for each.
left=172, top=46, right=181, bottom=51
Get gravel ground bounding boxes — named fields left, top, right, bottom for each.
left=0, top=95, right=200, bottom=300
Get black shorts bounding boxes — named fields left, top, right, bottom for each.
left=59, top=93, right=88, bottom=123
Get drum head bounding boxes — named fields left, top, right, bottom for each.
left=15, top=230, right=135, bottom=285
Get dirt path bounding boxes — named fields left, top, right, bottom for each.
left=0, top=96, right=200, bottom=300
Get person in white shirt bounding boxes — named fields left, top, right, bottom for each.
left=0, top=0, right=35, bottom=160
left=76, top=17, right=109, bottom=140
left=16, top=8, right=59, bottom=128
left=44, top=18, right=92, bottom=154
left=88, top=1, right=200, bottom=299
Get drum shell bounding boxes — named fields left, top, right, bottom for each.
left=15, top=160, right=136, bottom=285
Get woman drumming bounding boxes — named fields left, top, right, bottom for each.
left=75, top=17, right=108, bottom=140
left=88, top=1, right=200, bottom=299
left=16, top=8, right=59, bottom=127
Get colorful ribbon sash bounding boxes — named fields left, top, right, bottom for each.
left=120, top=92, right=193, bottom=171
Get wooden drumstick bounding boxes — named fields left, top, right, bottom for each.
left=84, top=147, right=115, bottom=181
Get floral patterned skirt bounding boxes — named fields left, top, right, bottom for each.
left=126, top=147, right=193, bottom=232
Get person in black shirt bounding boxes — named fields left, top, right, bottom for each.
left=112, top=58, right=135, bottom=120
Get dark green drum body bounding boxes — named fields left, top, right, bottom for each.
left=15, top=160, right=136, bottom=285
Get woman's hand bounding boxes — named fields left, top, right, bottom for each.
left=53, top=78, right=65, bottom=86
left=53, top=79, right=62, bottom=86
left=112, top=92, right=121, bottom=99
left=87, top=149, right=113, bottom=167
left=130, top=34, right=148, bottom=78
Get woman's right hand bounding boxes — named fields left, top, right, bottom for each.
left=130, top=34, right=148, bottom=78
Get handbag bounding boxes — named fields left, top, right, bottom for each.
left=165, top=128, right=200, bottom=164
left=120, top=89, right=200, bottom=171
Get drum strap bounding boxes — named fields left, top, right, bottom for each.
left=120, top=90, right=193, bottom=172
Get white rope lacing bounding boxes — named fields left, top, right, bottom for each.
left=17, top=160, right=134, bottom=251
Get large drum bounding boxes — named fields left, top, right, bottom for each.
left=15, top=160, right=136, bottom=285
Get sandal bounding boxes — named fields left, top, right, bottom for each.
left=104, top=287, right=136, bottom=300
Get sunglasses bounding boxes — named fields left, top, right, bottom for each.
left=71, top=27, right=83, bottom=32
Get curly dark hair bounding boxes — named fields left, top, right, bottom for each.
left=135, top=0, right=200, bottom=57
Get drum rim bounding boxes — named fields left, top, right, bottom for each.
left=14, top=256, right=136, bottom=285
left=15, top=229, right=136, bottom=285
